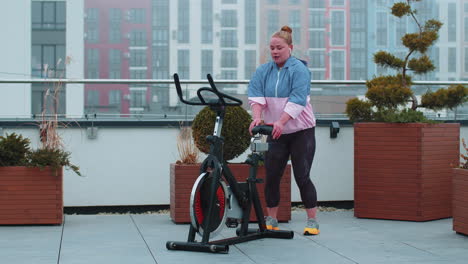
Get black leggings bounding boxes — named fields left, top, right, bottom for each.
left=264, top=127, right=317, bottom=208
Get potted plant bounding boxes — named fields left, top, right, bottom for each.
left=0, top=132, right=80, bottom=225
left=170, top=106, right=292, bottom=223
left=0, top=62, right=80, bottom=225
left=452, top=139, right=468, bottom=235
left=346, top=0, right=467, bottom=221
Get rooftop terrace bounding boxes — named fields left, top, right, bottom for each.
left=1, top=209, right=467, bottom=264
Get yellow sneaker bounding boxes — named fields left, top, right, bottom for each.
left=265, top=216, right=279, bottom=230
left=303, top=218, right=320, bottom=235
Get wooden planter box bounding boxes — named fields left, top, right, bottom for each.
left=453, top=168, right=468, bottom=235
left=354, top=123, right=459, bottom=221
left=170, top=163, right=291, bottom=224
left=0, top=166, right=63, bottom=225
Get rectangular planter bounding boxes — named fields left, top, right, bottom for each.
left=170, top=163, right=291, bottom=224
left=453, top=168, right=468, bottom=235
left=0, top=166, right=63, bottom=225
left=354, top=123, right=459, bottom=221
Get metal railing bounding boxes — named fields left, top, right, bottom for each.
left=1, top=78, right=467, bottom=121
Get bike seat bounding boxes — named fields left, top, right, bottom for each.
left=252, top=125, right=273, bottom=136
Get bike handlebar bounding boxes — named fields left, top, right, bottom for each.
left=251, top=125, right=273, bottom=136
left=173, top=73, right=243, bottom=107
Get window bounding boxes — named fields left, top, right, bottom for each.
left=289, top=10, right=301, bottom=44
left=448, top=48, right=456, bottom=73
left=201, top=0, right=213, bottom=44
left=350, top=11, right=366, bottom=29
left=153, top=29, right=169, bottom=44
left=32, top=1, right=66, bottom=30
left=376, top=0, right=386, bottom=8
left=221, top=10, right=237, bottom=27
left=376, top=12, right=387, bottom=46
left=201, top=50, right=213, bottom=78
left=221, top=70, right=237, bottom=89
left=448, top=3, right=457, bottom=42
left=245, top=50, right=256, bottom=79
left=267, top=10, right=279, bottom=39
left=129, top=8, right=146, bottom=24
left=178, top=0, right=190, bottom=43
left=109, top=28, right=121, bottom=43
left=309, top=0, right=325, bottom=8
left=351, top=50, right=366, bottom=68
left=130, top=89, right=147, bottom=109
left=86, top=90, right=100, bottom=107
left=351, top=0, right=366, bottom=9
left=32, top=44, right=66, bottom=78
left=153, top=47, right=169, bottom=79
left=331, top=51, right=345, bottom=80
left=221, top=50, right=238, bottom=68
left=289, top=0, right=300, bottom=5
left=130, top=70, right=146, bottom=80
left=245, top=0, right=256, bottom=44
left=465, top=48, right=468, bottom=73
left=465, top=17, right=468, bottom=42
left=311, top=70, right=325, bottom=80
left=310, top=11, right=325, bottom=28
left=221, top=30, right=238, bottom=47
left=109, top=90, right=121, bottom=106
left=86, top=49, right=100, bottom=79
left=433, top=47, right=439, bottom=72
left=178, top=50, right=190, bottom=79
left=109, top=49, right=121, bottom=79
left=331, top=11, right=345, bottom=46
left=86, top=8, right=99, bottom=43
left=130, top=50, right=147, bottom=67
left=222, top=0, right=237, bottom=3
left=130, top=30, right=147, bottom=46
left=350, top=32, right=365, bottom=49
left=331, top=0, right=344, bottom=6
left=309, top=50, right=325, bottom=68
left=153, top=0, right=169, bottom=27
left=268, top=0, right=279, bottom=4
left=395, top=17, right=407, bottom=47
left=309, top=30, right=325, bottom=48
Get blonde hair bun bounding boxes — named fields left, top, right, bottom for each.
left=281, top=26, right=292, bottom=34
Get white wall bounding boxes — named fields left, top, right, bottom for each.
left=3, top=125, right=467, bottom=206
left=0, top=1, right=31, bottom=118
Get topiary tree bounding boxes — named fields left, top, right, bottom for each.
left=346, top=0, right=468, bottom=122
left=192, top=106, right=252, bottom=161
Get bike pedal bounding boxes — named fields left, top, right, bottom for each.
left=225, top=218, right=239, bottom=228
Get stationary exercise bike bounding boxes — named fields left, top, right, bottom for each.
left=166, top=73, right=294, bottom=254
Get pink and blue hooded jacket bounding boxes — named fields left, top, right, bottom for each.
left=248, top=57, right=316, bottom=134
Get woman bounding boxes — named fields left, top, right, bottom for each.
left=248, top=26, right=319, bottom=235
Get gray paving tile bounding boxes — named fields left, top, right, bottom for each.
left=59, top=215, right=155, bottom=264
left=0, top=225, right=62, bottom=264
left=132, top=214, right=256, bottom=264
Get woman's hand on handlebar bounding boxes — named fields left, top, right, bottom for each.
left=271, top=121, right=284, bottom=139
left=249, top=119, right=264, bottom=135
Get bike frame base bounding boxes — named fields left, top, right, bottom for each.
left=166, top=229, right=294, bottom=253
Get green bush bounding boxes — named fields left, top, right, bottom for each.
left=345, top=0, right=467, bottom=123
left=0, top=132, right=80, bottom=176
left=0, top=133, right=30, bottom=166
left=192, top=106, right=252, bottom=161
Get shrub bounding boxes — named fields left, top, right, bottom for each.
left=192, top=106, right=252, bottom=161
left=0, top=132, right=81, bottom=176
left=0, top=133, right=30, bottom=166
